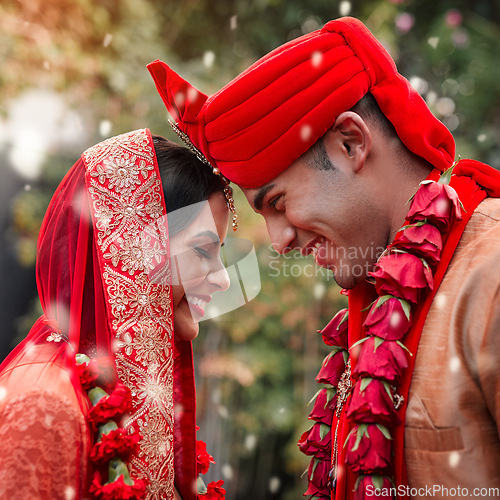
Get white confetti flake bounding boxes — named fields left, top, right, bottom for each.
left=175, top=91, right=186, bottom=109
left=218, top=405, right=229, bottom=419
left=103, top=33, right=113, bottom=48
left=449, top=357, right=460, bottom=373
left=203, top=51, right=215, bottom=68
left=245, top=433, right=257, bottom=451
left=314, top=282, right=325, bottom=300
left=187, top=86, right=200, bottom=103
left=269, top=477, right=281, bottom=494
left=428, top=37, right=439, bottom=49
left=64, top=486, right=76, bottom=500
left=99, top=120, right=112, bottom=137
left=222, top=464, right=234, bottom=481
left=449, top=451, right=460, bottom=468
left=300, top=124, right=312, bottom=142
left=339, top=1, right=351, bottom=16
left=389, top=310, right=403, bottom=329
left=311, top=51, right=323, bottom=68
left=434, top=293, right=446, bottom=309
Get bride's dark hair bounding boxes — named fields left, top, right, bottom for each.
left=153, top=135, right=225, bottom=235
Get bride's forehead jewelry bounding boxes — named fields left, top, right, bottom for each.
left=169, top=120, right=238, bottom=230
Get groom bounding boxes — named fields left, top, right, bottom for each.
left=148, top=17, right=500, bottom=499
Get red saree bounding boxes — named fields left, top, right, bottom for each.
left=0, top=129, right=197, bottom=500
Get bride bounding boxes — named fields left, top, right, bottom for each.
left=0, top=128, right=231, bottom=500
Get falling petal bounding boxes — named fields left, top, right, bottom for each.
left=449, top=356, right=460, bottom=373
left=222, top=464, right=234, bottom=480
left=203, top=51, right=215, bottom=68
left=339, top=1, right=351, bottom=16
left=269, top=477, right=281, bottom=493
left=428, top=37, right=440, bottom=49
left=449, top=451, right=460, bottom=468
left=300, top=124, right=312, bottom=141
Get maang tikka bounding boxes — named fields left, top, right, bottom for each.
left=169, top=120, right=238, bottom=231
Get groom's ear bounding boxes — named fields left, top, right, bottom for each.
left=147, top=60, right=207, bottom=123
left=327, top=111, right=372, bottom=172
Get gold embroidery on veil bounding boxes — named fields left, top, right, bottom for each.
left=83, top=129, right=175, bottom=499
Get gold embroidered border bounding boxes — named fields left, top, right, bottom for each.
left=83, top=129, right=175, bottom=499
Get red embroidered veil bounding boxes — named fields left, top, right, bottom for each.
left=0, top=129, right=197, bottom=500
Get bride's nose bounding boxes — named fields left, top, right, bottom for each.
left=208, top=260, right=230, bottom=292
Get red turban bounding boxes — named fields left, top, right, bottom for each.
left=148, top=17, right=457, bottom=188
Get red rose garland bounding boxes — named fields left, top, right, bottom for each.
left=196, top=439, right=226, bottom=498
left=197, top=439, right=216, bottom=475
left=298, top=310, right=349, bottom=499
left=204, top=480, right=226, bottom=500
left=76, top=353, right=147, bottom=500
left=77, top=355, right=225, bottom=499
left=299, top=167, right=463, bottom=499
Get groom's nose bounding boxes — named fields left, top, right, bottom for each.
left=267, top=218, right=296, bottom=255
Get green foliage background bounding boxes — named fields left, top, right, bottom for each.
left=0, top=1, right=499, bottom=498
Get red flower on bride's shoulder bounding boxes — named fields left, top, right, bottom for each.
left=77, top=360, right=100, bottom=391
left=77, top=357, right=117, bottom=392
left=369, top=253, right=433, bottom=304
left=197, top=440, right=216, bottom=475
left=89, top=470, right=147, bottom=500
left=407, top=180, right=462, bottom=229
left=90, top=428, right=141, bottom=464
left=94, top=358, right=118, bottom=391
left=204, top=480, right=226, bottom=499
left=87, top=383, right=133, bottom=428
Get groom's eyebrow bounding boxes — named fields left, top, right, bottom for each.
left=253, top=184, right=276, bottom=211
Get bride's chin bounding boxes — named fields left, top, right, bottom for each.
left=174, top=299, right=200, bottom=341
left=175, top=320, right=199, bottom=341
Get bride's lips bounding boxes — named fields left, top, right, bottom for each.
left=186, top=294, right=212, bottom=319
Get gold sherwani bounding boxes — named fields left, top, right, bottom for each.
left=406, top=197, right=500, bottom=497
